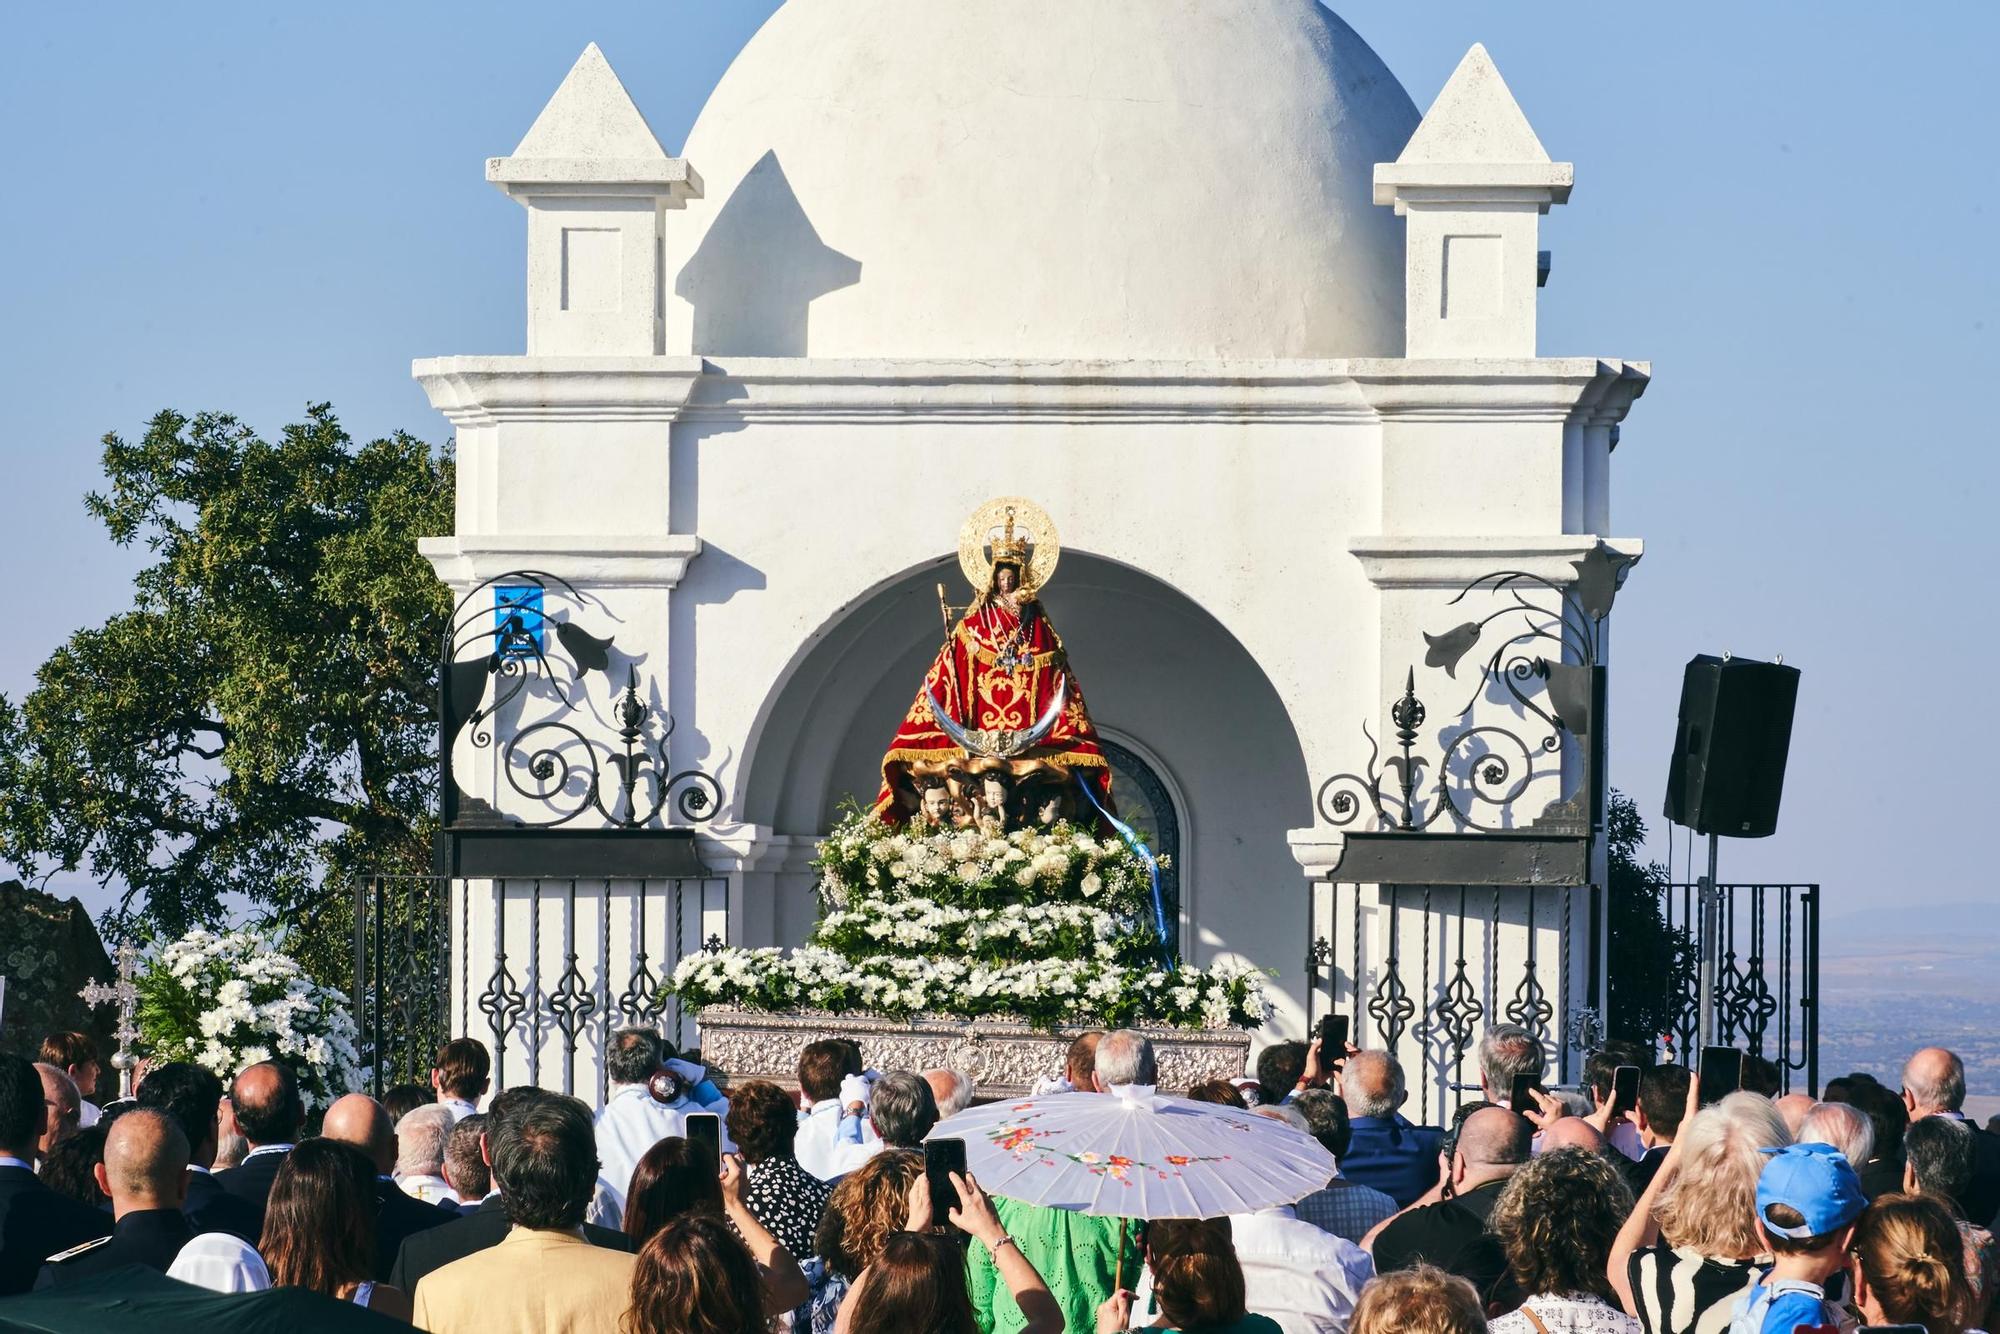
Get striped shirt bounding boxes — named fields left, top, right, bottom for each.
left=1628, top=1243, right=1760, bottom=1334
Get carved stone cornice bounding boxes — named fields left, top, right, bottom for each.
left=412, top=356, right=705, bottom=425
left=1347, top=535, right=1644, bottom=591
left=419, top=533, right=703, bottom=589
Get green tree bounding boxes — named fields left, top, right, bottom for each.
left=0, top=406, right=451, bottom=979
left=1605, top=788, right=1697, bottom=1043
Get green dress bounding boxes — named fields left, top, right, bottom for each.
left=965, top=1198, right=1141, bottom=1334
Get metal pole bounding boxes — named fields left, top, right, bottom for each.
left=1696, top=832, right=1720, bottom=1048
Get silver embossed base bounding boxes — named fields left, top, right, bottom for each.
left=696, top=1007, right=1254, bottom=1100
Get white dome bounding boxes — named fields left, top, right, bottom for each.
left=661, top=0, right=1419, bottom=360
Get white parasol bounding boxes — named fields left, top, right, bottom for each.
left=924, top=1085, right=1334, bottom=1221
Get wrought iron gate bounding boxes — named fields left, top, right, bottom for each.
left=353, top=871, right=730, bottom=1101
left=1663, top=882, right=1820, bottom=1093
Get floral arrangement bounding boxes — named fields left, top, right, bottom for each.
left=134, top=926, right=362, bottom=1110
left=673, top=809, right=1268, bottom=1029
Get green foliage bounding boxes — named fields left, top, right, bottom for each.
left=1605, top=789, right=1697, bottom=1043
left=0, top=406, right=451, bottom=971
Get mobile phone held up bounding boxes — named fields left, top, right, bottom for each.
left=1698, top=1047, right=1743, bottom=1107
left=1610, top=1065, right=1641, bottom=1119
left=926, top=1137, right=969, bottom=1227
left=1509, top=1072, right=1541, bottom=1115
left=685, top=1111, right=722, bottom=1175
left=1317, top=1014, right=1349, bottom=1063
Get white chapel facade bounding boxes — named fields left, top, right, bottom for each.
left=418, top=0, right=1648, bottom=1096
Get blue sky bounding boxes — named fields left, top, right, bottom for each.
left=2, top=3, right=1993, bottom=919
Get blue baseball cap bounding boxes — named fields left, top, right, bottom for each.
left=1755, top=1142, right=1868, bottom=1239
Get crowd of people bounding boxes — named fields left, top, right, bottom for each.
left=2, top=1021, right=1997, bottom=1334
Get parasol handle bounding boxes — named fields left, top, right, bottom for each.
left=1116, top=1215, right=1128, bottom=1292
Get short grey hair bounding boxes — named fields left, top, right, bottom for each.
left=1478, top=1025, right=1545, bottom=1097
left=1904, top=1116, right=1975, bottom=1200
left=926, top=1069, right=975, bottom=1118
left=1797, top=1101, right=1873, bottom=1169
left=1255, top=1104, right=1310, bottom=1133
left=395, top=1103, right=455, bottom=1177
left=1902, top=1049, right=1967, bottom=1113
left=868, top=1071, right=939, bottom=1148
left=606, top=1027, right=664, bottom=1088
left=1093, top=1030, right=1158, bottom=1089
left=1342, top=1049, right=1404, bottom=1121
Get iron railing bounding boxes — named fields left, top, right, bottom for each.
left=1663, top=882, right=1820, bottom=1094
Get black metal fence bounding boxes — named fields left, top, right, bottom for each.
left=352, top=872, right=730, bottom=1102
left=1663, top=882, right=1820, bottom=1094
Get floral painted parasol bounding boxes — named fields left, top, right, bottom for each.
left=924, top=1085, right=1334, bottom=1220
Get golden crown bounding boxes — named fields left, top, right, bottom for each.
left=989, top=507, right=1032, bottom=565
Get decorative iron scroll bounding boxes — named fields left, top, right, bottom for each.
left=1315, top=546, right=1635, bottom=834
left=441, top=570, right=722, bottom=830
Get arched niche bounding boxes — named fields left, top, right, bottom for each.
left=737, top=551, right=1313, bottom=984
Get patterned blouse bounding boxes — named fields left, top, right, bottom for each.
left=744, top=1154, right=834, bottom=1263
left=1490, top=1293, right=1644, bottom=1334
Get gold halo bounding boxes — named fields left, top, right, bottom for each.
left=958, top=496, right=1060, bottom=596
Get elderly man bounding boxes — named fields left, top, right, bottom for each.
left=395, top=1103, right=459, bottom=1207
left=32, top=1064, right=79, bottom=1163
left=925, top=1067, right=975, bottom=1118
left=1215, top=1104, right=1375, bottom=1330
left=213, top=1060, right=305, bottom=1234
left=1476, top=1025, right=1545, bottom=1105
left=869, top=1071, right=939, bottom=1149
left=1799, top=1102, right=1874, bottom=1175
left=0, top=1054, right=108, bottom=1295
left=36, top=1108, right=192, bottom=1288
left=323, top=1093, right=456, bottom=1278
left=1034, top=1030, right=1103, bottom=1096
left=1337, top=1050, right=1444, bottom=1207
left=413, top=1095, right=638, bottom=1334
left=1904, top=1047, right=2000, bottom=1226
left=969, top=1029, right=1151, bottom=1334
left=1367, top=1105, right=1530, bottom=1306
left=1289, top=1088, right=1399, bottom=1242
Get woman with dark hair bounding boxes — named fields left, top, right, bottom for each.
left=1096, top=1216, right=1281, bottom=1334
left=261, top=1137, right=411, bottom=1320
left=38, top=1124, right=108, bottom=1208
left=623, top=1137, right=724, bottom=1245
left=624, top=1140, right=809, bottom=1315
left=1487, top=1147, right=1637, bottom=1334
left=839, top=1170, right=1061, bottom=1334
left=726, top=1078, right=832, bottom=1258
left=1184, top=1080, right=1249, bottom=1110
left=626, top=1211, right=768, bottom=1334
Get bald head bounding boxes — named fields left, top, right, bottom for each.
left=100, top=1107, right=189, bottom=1214
left=230, top=1061, right=303, bottom=1147
left=1902, top=1048, right=1966, bottom=1116
left=34, top=1063, right=80, bottom=1160
left=1341, top=1050, right=1405, bottom=1120
left=322, top=1093, right=397, bottom=1175
left=1538, top=1116, right=1608, bottom=1156
left=1774, top=1093, right=1817, bottom=1137
left=1455, top=1106, right=1532, bottom=1181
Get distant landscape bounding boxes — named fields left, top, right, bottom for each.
left=1815, top=901, right=2000, bottom=1122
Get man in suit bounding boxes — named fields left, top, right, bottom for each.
left=390, top=1087, right=631, bottom=1293
left=412, top=1093, right=637, bottom=1333
left=36, top=1107, right=193, bottom=1287
left=32, top=1065, right=81, bottom=1163
left=212, top=1060, right=303, bottom=1235
left=135, top=1061, right=261, bottom=1242
left=1903, top=1047, right=2000, bottom=1227
left=1337, top=1049, right=1445, bottom=1208
left=0, top=1054, right=111, bottom=1295
left=322, top=1092, right=455, bottom=1278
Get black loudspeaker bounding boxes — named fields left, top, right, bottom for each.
left=1663, top=654, right=1801, bottom=838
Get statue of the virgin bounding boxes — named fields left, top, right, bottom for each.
left=874, top=498, right=1113, bottom=827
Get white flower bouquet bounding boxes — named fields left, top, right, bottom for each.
left=672, top=807, right=1269, bottom=1031
left=134, top=926, right=362, bottom=1110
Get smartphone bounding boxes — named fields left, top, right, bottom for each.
left=1609, top=1065, right=1641, bottom=1119
left=1508, top=1072, right=1541, bottom=1115
left=1698, top=1047, right=1743, bottom=1107
left=925, top=1137, right=969, bottom=1226
left=685, top=1111, right=722, bottom=1175
left=1317, top=1013, right=1349, bottom=1062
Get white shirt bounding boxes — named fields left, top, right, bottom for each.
left=590, top=1081, right=739, bottom=1226
left=442, top=1097, right=479, bottom=1123
left=1490, top=1293, right=1642, bottom=1334
left=793, top=1099, right=881, bottom=1183
left=169, top=1232, right=271, bottom=1293
left=78, top=1100, right=101, bottom=1130
left=1222, top=1208, right=1374, bottom=1334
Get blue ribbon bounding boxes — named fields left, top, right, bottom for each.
left=1073, top=772, right=1175, bottom=972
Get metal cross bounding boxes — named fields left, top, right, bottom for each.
left=79, top=944, right=142, bottom=1099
